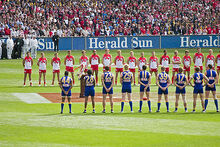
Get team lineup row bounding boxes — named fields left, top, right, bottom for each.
left=59, top=63, right=219, bottom=114
left=22, top=48, right=220, bottom=87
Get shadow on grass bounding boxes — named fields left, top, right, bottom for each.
left=38, top=111, right=219, bottom=117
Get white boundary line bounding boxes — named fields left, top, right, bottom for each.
left=12, top=93, right=51, bottom=104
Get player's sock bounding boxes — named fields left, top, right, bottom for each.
left=139, top=100, right=143, bottom=111
left=129, top=101, right=133, bottom=112
left=68, top=102, right=72, bottom=113
left=148, top=100, right=151, bottom=111
left=157, top=102, right=161, bottom=111
left=185, top=107, right=187, bottom=111
left=175, top=107, right=178, bottom=111
left=214, top=99, right=219, bottom=111
left=73, top=80, right=75, bottom=85
left=172, top=76, right=174, bottom=84
left=121, top=101, right=124, bottom=112
left=166, top=101, right=169, bottom=111
left=39, top=82, right=41, bottom=85
left=61, top=102, right=64, bottom=113
left=204, top=99, right=208, bottom=110
left=115, top=80, right=117, bottom=85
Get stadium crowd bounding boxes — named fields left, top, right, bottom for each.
left=0, top=0, right=219, bottom=38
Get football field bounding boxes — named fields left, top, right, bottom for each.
left=0, top=48, right=220, bottom=147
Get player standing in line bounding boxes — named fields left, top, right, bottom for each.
left=149, top=51, right=158, bottom=79
left=120, top=64, right=133, bottom=113
left=193, top=47, right=204, bottom=72
left=102, top=49, right=112, bottom=72
left=59, top=71, right=73, bottom=114
left=79, top=50, right=89, bottom=73
left=215, top=50, right=220, bottom=82
left=23, top=51, right=33, bottom=86
left=51, top=52, right=61, bottom=86
left=160, top=50, right=170, bottom=74
left=156, top=66, right=171, bottom=112
left=89, top=50, right=100, bottom=85
left=172, top=50, right=181, bottom=84
left=83, top=69, right=96, bottom=113
left=138, top=65, right=151, bottom=113
left=64, top=50, right=75, bottom=85
left=101, top=66, right=114, bottom=113
left=189, top=67, right=209, bottom=112
left=137, top=52, right=147, bottom=72
left=204, top=64, right=219, bottom=112
left=127, top=51, right=137, bottom=85
left=37, top=52, right=47, bottom=86
left=205, top=49, right=215, bottom=70
left=174, top=67, right=188, bottom=112
left=114, top=50, right=124, bottom=85
left=182, top=50, right=191, bottom=81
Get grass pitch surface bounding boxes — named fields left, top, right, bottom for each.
left=0, top=48, right=220, bottom=147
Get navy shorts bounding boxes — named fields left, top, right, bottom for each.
left=193, top=87, right=203, bottom=94
left=140, top=85, right=150, bottom=92
left=176, top=87, right=186, bottom=94
left=102, top=87, right=113, bottom=94
left=85, top=87, right=95, bottom=97
left=205, top=85, right=216, bottom=91
left=61, top=91, right=71, bottom=96
left=122, top=88, right=132, bottom=93
left=158, top=87, right=168, bottom=95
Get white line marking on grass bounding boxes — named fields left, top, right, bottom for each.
left=12, top=93, right=51, bottom=104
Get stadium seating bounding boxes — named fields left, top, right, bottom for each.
left=0, top=0, right=219, bottom=37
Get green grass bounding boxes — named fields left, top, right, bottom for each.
left=0, top=48, right=220, bottom=147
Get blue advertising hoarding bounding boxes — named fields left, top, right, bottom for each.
left=1, top=35, right=219, bottom=51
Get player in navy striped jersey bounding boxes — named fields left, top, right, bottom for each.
left=174, top=67, right=188, bottom=112
left=59, top=71, right=73, bottom=114
left=204, top=64, right=219, bottom=112
left=83, top=69, right=96, bottom=113
left=156, top=66, right=171, bottom=112
left=138, top=65, right=152, bottom=113
left=189, top=67, right=209, bottom=112
left=101, top=66, right=114, bottom=113
left=120, top=64, right=133, bottom=113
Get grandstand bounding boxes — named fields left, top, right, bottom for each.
left=0, top=0, right=219, bottom=38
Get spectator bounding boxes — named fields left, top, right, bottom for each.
left=0, top=0, right=219, bottom=37
left=52, top=32, right=59, bottom=52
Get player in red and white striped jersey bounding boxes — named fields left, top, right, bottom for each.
left=160, top=50, right=170, bottom=74
left=127, top=51, right=137, bottom=85
left=193, top=47, right=204, bottom=72
left=51, top=52, right=61, bottom=86
left=102, top=49, right=112, bottom=72
left=23, top=51, right=33, bottom=86
left=64, top=50, right=75, bottom=85
left=137, top=52, right=147, bottom=72
left=172, top=50, right=181, bottom=84
left=89, top=50, right=100, bottom=85
left=37, top=52, right=47, bottom=86
left=114, top=50, right=124, bottom=85
left=205, top=49, right=215, bottom=70
left=79, top=50, right=89, bottom=73
left=149, top=51, right=159, bottom=78
left=215, top=50, right=220, bottom=81
left=182, top=50, right=191, bottom=80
